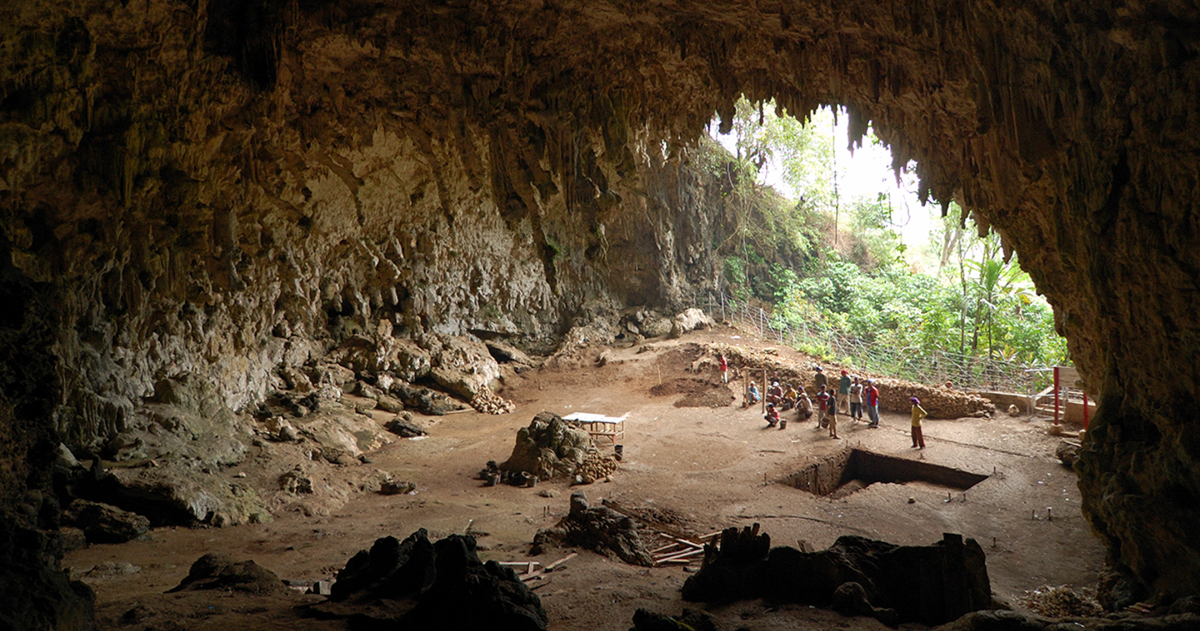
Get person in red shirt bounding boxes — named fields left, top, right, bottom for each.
left=718, top=353, right=728, bottom=383
left=815, top=385, right=831, bottom=429
left=765, top=402, right=780, bottom=427
left=865, top=380, right=881, bottom=428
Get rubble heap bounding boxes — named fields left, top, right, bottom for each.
left=471, top=387, right=516, bottom=415
left=575, top=452, right=619, bottom=484
left=682, top=527, right=991, bottom=626
left=532, top=491, right=653, bottom=567
left=873, top=379, right=995, bottom=419
left=315, top=529, right=546, bottom=631
left=501, top=412, right=597, bottom=481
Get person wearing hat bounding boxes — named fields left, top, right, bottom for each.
left=837, top=369, right=852, bottom=415
left=910, top=396, right=928, bottom=448
left=796, top=386, right=814, bottom=422
left=865, top=380, right=880, bottom=428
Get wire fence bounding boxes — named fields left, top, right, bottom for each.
left=692, top=292, right=1054, bottom=397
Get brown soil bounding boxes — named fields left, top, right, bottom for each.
left=65, top=325, right=1104, bottom=630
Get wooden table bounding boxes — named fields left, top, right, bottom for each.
left=562, top=412, right=626, bottom=443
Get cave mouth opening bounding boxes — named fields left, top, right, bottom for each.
left=783, top=448, right=988, bottom=499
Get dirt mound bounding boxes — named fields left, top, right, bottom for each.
left=675, top=387, right=735, bottom=408
left=648, top=376, right=733, bottom=408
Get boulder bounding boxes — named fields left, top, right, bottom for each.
left=167, top=553, right=290, bottom=597
left=390, top=339, right=433, bottom=382
left=1056, top=441, right=1082, bottom=467
left=386, top=414, right=427, bottom=438
left=485, top=340, right=536, bottom=367
left=389, top=381, right=465, bottom=415
left=375, top=394, right=405, bottom=413
left=62, top=500, right=150, bottom=545
left=278, top=365, right=314, bottom=393
left=420, top=334, right=502, bottom=400
left=669, top=308, right=715, bottom=339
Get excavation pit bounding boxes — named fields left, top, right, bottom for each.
left=783, top=448, right=988, bottom=499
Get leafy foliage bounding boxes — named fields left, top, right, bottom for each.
left=703, top=97, right=1069, bottom=370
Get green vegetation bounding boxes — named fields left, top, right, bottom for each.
left=703, top=97, right=1069, bottom=373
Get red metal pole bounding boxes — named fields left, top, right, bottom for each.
left=1053, top=367, right=1060, bottom=425
left=1083, top=392, right=1090, bottom=429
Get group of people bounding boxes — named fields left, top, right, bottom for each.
left=725, top=352, right=927, bottom=447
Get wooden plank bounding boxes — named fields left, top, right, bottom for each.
left=543, top=552, right=577, bottom=572
left=656, top=548, right=704, bottom=564
left=498, top=561, right=541, bottom=569
left=649, top=543, right=683, bottom=555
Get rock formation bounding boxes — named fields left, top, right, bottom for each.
left=0, top=0, right=1199, bottom=625
left=682, top=526, right=990, bottom=626
left=316, top=529, right=547, bottom=631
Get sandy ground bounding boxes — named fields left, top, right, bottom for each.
left=65, top=326, right=1105, bottom=630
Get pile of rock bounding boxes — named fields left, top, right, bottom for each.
left=574, top=452, right=618, bottom=484
left=682, top=528, right=992, bottom=626
left=532, top=491, right=653, bottom=566
left=874, top=379, right=995, bottom=419
left=500, top=412, right=596, bottom=481
left=312, top=529, right=547, bottom=630
left=471, top=387, right=515, bottom=414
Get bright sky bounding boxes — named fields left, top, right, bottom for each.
left=711, top=105, right=936, bottom=254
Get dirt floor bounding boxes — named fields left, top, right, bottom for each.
left=65, top=325, right=1105, bottom=630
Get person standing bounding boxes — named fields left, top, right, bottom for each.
left=910, top=396, right=928, bottom=449
left=849, top=376, right=863, bottom=422
left=813, top=366, right=827, bottom=393
left=827, top=397, right=840, bottom=439
left=718, top=353, right=728, bottom=383
left=837, top=370, right=851, bottom=414
left=816, top=385, right=831, bottom=429
left=865, top=380, right=880, bottom=428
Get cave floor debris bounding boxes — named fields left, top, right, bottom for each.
left=65, top=325, right=1102, bottom=631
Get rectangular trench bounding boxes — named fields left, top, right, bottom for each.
left=783, top=448, right=988, bottom=497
